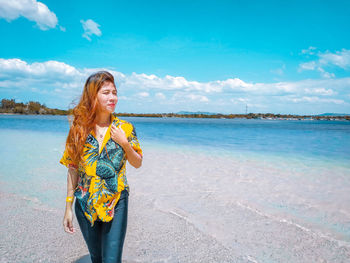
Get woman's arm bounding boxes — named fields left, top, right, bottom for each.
left=120, top=139, right=143, bottom=168
left=110, top=124, right=143, bottom=168
left=63, top=167, right=79, bottom=234
left=65, top=167, right=79, bottom=208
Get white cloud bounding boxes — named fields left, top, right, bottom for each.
left=286, top=96, right=344, bottom=105
left=301, top=46, right=317, bottom=55
left=0, top=58, right=121, bottom=102
left=319, top=49, right=350, bottom=69
left=171, top=92, right=209, bottom=103
left=123, top=73, right=213, bottom=92
left=155, top=92, right=166, bottom=99
left=304, top=88, right=336, bottom=96
left=299, top=61, right=316, bottom=71
left=216, top=78, right=253, bottom=92
left=0, top=0, right=58, bottom=30
left=317, top=67, right=335, bottom=79
left=230, top=97, right=249, bottom=104
left=80, top=19, right=101, bottom=41
left=299, top=48, right=350, bottom=78
left=1, top=58, right=349, bottom=113
left=0, top=58, right=81, bottom=80
left=1, top=58, right=349, bottom=99
left=137, top=92, right=149, bottom=98
left=270, top=64, right=286, bottom=76
left=187, top=94, right=209, bottom=102
left=270, top=68, right=284, bottom=76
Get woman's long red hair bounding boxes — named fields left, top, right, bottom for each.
left=65, top=71, right=115, bottom=166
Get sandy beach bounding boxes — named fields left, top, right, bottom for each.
left=1, top=145, right=350, bottom=262
left=0, top=190, right=236, bottom=263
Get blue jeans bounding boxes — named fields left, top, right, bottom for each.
left=75, top=190, right=129, bottom=263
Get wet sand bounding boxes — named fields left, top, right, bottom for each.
left=1, top=147, right=350, bottom=262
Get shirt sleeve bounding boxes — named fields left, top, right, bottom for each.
left=128, top=124, right=143, bottom=157
left=59, top=148, right=78, bottom=169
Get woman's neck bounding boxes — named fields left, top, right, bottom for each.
left=95, top=112, right=111, bottom=127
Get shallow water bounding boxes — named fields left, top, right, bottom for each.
left=127, top=147, right=350, bottom=262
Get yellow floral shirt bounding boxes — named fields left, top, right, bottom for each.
left=60, top=114, right=142, bottom=226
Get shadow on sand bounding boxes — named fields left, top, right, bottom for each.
left=74, top=255, right=135, bottom=263
left=74, top=254, right=91, bottom=263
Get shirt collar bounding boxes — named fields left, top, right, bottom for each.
left=90, top=114, right=119, bottom=138
left=111, top=114, right=119, bottom=124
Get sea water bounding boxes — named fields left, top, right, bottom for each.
left=0, top=114, right=349, bottom=204
left=1, top=115, right=349, bottom=161
left=0, top=115, right=349, bottom=261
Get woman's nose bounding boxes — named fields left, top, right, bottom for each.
left=109, top=94, right=117, bottom=100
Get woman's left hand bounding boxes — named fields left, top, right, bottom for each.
left=111, top=123, right=142, bottom=168
left=110, top=124, right=128, bottom=148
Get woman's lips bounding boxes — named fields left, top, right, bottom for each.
left=108, top=104, right=116, bottom=107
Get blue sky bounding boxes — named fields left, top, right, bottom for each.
left=0, top=0, right=350, bottom=114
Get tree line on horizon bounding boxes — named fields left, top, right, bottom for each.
left=1, top=98, right=349, bottom=120
left=0, top=98, right=67, bottom=115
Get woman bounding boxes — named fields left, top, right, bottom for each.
left=60, top=71, right=143, bottom=263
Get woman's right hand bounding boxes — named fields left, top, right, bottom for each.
left=63, top=208, right=76, bottom=234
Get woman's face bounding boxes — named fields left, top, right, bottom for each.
left=96, top=82, right=118, bottom=114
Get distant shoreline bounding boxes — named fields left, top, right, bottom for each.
left=1, top=98, right=349, bottom=120
left=1, top=112, right=349, bottom=121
